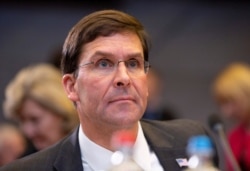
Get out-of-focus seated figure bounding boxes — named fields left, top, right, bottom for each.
left=3, top=63, right=79, bottom=151
left=142, top=68, right=178, bottom=120
left=212, top=62, right=250, bottom=171
left=0, top=122, right=26, bottom=166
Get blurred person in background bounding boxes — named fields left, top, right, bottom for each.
left=0, top=122, right=27, bottom=166
left=143, top=68, right=178, bottom=120
left=3, top=63, right=79, bottom=151
left=212, top=62, right=250, bottom=171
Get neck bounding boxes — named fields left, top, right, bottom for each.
left=80, top=120, right=139, bottom=151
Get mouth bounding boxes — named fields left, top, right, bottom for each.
left=109, top=96, right=135, bottom=103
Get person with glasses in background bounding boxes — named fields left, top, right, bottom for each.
left=0, top=9, right=218, bottom=171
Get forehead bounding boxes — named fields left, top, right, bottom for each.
left=79, top=32, right=143, bottom=62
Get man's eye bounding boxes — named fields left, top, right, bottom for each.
left=127, top=60, right=139, bottom=68
left=96, top=59, right=113, bottom=68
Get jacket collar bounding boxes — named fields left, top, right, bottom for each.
left=52, top=121, right=188, bottom=171
left=53, top=127, right=83, bottom=171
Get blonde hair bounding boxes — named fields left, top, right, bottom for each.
left=212, top=62, right=250, bottom=111
left=3, top=63, right=78, bottom=133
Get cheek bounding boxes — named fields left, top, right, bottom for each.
left=76, top=76, right=109, bottom=113
left=79, top=75, right=108, bottom=98
left=132, top=76, right=149, bottom=111
left=41, top=115, right=63, bottom=134
left=138, top=76, right=149, bottom=98
left=220, top=104, right=235, bottom=117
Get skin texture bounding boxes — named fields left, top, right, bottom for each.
left=63, top=32, right=148, bottom=150
left=18, top=98, right=65, bottom=150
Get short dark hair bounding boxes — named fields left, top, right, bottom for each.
left=61, top=9, right=150, bottom=74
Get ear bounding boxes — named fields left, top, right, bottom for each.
left=62, top=74, right=79, bottom=102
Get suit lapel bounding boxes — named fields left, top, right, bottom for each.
left=151, top=147, right=189, bottom=170
left=141, top=120, right=189, bottom=171
left=53, top=128, right=83, bottom=171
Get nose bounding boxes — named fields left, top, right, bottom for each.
left=113, top=61, right=131, bottom=87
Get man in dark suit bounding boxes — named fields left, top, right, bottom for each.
left=0, top=120, right=215, bottom=171
left=0, top=9, right=218, bottom=171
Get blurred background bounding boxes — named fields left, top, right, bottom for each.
left=1, top=0, right=250, bottom=126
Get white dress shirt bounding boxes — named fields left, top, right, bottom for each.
left=78, top=122, right=164, bottom=171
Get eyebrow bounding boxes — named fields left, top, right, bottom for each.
left=90, top=51, right=143, bottom=61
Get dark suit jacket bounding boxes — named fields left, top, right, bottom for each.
left=0, top=119, right=217, bottom=171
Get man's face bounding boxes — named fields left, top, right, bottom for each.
left=63, top=32, right=148, bottom=130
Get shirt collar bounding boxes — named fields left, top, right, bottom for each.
left=78, top=122, right=152, bottom=171
left=134, top=122, right=152, bottom=170
left=78, top=124, right=113, bottom=171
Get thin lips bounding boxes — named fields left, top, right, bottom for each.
left=109, top=96, right=135, bottom=103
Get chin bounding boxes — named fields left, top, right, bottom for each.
left=115, top=116, right=140, bottom=127
left=104, top=114, right=134, bottom=124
